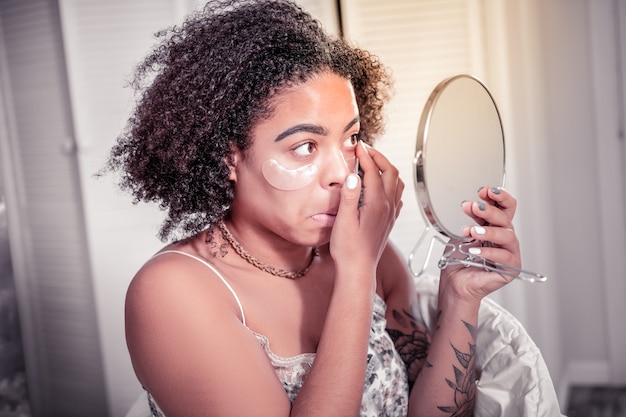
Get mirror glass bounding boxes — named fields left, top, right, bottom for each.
left=415, top=74, right=505, bottom=239
left=411, top=74, right=547, bottom=283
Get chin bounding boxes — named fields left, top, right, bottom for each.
left=303, top=227, right=332, bottom=247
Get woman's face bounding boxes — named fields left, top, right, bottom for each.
left=229, top=72, right=360, bottom=246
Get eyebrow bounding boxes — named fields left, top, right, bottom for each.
left=274, top=116, right=361, bottom=142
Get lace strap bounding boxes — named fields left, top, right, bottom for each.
left=152, top=250, right=246, bottom=325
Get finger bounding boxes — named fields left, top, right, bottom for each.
left=460, top=200, right=510, bottom=229
left=395, top=199, right=404, bottom=219
left=330, top=173, right=368, bottom=262
left=468, top=226, right=520, bottom=267
left=478, top=186, right=517, bottom=219
left=356, top=141, right=389, bottom=171
left=468, top=224, right=516, bottom=245
left=354, top=141, right=377, bottom=174
left=395, top=177, right=405, bottom=209
left=461, top=200, right=485, bottom=227
left=362, top=144, right=399, bottom=189
left=463, top=245, right=521, bottom=273
left=465, top=199, right=514, bottom=229
left=334, top=173, right=362, bottom=228
left=464, top=225, right=521, bottom=271
left=357, top=142, right=400, bottom=201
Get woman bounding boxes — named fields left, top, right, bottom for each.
left=106, top=1, right=520, bottom=415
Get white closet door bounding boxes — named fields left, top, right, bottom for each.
left=59, top=1, right=194, bottom=415
left=297, top=0, right=341, bottom=34
left=0, top=1, right=108, bottom=416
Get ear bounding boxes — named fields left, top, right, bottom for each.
left=225, top=149, right=242, bottom=182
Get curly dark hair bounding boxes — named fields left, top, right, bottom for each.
left=104, top=0, right=393, bottom=241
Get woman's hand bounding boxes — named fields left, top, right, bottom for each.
left=330, top=142, right=404, bottom=272
left=440, top=186, right=520, bottom=302
left=292, top=144, right=404, bottom=416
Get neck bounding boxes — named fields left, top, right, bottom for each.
left=220, top=220, right=317, bottom=276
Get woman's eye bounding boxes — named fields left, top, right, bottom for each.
left=344, top=134, right=359, bottom=148
left=293, top=142, right=316, bottom=157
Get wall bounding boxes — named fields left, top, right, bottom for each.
left=536, top=0, right=626, bottom=400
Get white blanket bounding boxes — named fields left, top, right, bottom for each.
left=414, top=274, right=565, bottom=417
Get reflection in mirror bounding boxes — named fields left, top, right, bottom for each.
left=409, top=74, right=547, bottom=283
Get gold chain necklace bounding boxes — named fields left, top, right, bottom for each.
left=218, top=222, right=318, bottom=279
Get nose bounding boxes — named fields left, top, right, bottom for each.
left=320, top=149, right=354, bottom=188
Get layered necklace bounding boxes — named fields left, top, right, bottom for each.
left=218, top=222, right=318, bottom=279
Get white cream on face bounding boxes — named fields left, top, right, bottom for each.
left=261, top=159, right=319, bottom=190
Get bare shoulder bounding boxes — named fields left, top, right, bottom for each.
left=125, top=250, right=291, bottom=416
left=125, top=250, right=240, bottom=323
left=125, top=250, right=244, bottom=382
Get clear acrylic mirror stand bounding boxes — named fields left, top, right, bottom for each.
left=408, top=225, right=548, bottom=283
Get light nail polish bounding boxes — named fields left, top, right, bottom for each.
left=491, top=187, right=501, bottom=195
left=346, top=174, right=359, bottom=190
left=469, top=247, right=481, bottom=255
left=477, top=201, right=486, bottom=211
left=474, top=225, right=486, bottom=235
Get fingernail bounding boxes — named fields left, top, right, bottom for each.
left=478, top=186, right=484, bottom=193
left=474, top=225, right=486, bottom=235
left=469, top=247, right=482, bottom=255
left=346, top=174, right=359, bottom=190
left=460, top=200, right=468, bottom=207
left=360, top=141, right=369, bottom=153
left=490, top=187, right=501, bottom=195
left=476, top=201, right=486, bottom=211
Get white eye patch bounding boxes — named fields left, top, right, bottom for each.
left=261, top=159, right=318, bottom=190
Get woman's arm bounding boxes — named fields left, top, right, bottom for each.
left=293, top=142, right=404, bottom=416
left=126, top=254, right=294, bottom=417
left=408, top=286, right=480, bottom=416
left=383, top=186, right=519, bottom=417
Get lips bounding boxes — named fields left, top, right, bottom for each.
left=310, top=213, right=337, bottom=227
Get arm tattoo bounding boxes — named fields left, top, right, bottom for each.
left=386, top=305, right=431, bottom=389
left=437, top=320, right=477, bottom=417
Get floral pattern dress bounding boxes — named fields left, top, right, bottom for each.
left=146, top=294, right=409, bottom=416
left=145, top=252, right=408, bottom=416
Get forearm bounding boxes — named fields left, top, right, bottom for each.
left=290, top=268, right=376, bottom=417
left=408, top=296, right=479, bottom=417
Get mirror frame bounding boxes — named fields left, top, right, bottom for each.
left=410, top=74, right=547, bottom=282
left=413, top=74, right=505, bottom=240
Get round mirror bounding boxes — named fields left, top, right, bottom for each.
left=411, top=74, right=547, bottom=282
left=414, top=74, right=505, bottom=240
